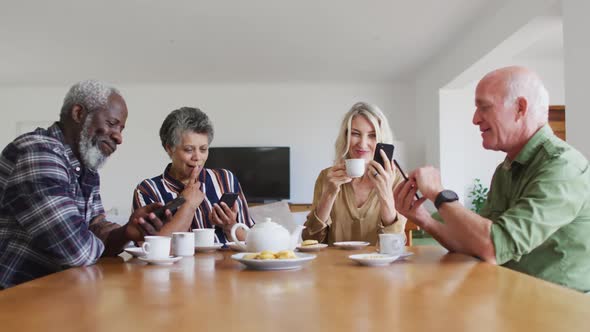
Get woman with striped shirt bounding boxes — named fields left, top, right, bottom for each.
left=132, top=107, right=253, bottom=242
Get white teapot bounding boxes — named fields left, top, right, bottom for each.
left=230, top=217, right=305, bottom=252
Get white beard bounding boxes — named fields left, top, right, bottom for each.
left=79, top=116, right=108, bottom=171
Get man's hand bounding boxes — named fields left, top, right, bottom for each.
left=409, top=166, right=445, bottom=201
left=124, top=203, right=170, bottom=242
left=393, top=178, right=431, bottom=228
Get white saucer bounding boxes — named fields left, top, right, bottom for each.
left=124, top=247, right=145, bottom=257
left=333, top=241, right=370, bottom=250
left=195, top=243, right=224, bottom=253
left=226, top=241, right=246, bottom=252
left=231, top=253, right=316, bottom=270
left=349, top=253, right=401, bottom=266
left=375, top=249, right=414, bottom=259
left=296, top=243, right=328, bottom=252
left=138, top=256, right=183, bottom=265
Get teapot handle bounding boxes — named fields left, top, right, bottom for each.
left=230, top=223, right=249, bottom=251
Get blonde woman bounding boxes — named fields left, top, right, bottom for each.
left=302, top=102, right=407, bottom=245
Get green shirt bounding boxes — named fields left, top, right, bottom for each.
left=480, top=125, right=590, bottom=292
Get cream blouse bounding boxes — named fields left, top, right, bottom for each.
left=302, top=167, right=407, bottom=245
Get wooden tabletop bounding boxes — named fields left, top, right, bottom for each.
left=1, top=246, right=589, bottom=332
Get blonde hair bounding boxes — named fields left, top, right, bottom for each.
left=334, top=102, right=394, bottom=163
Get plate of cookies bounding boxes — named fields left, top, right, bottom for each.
left=296, top=240, right=328, bottom=252
left=231, top=250, right=316, bottom=270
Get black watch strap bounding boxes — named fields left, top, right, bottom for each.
left=434, top=190, right=459, bottom=209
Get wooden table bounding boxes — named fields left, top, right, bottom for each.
left=1, top=246, right=589, bottom=331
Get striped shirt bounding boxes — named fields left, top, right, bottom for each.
left=0, top=123, right=119, bottom=289
left=133, top=164, right=254, bottom=243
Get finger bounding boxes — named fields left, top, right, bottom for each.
left=210, top=209, right=220, bottom=225
left=380, top=149, right=393, bottom=172
left=219, top=202, right=233, bottom=215
left=367, top=161, right=385, bottom=176
left=395, top=181, right=414, bottom=211
left=211, top=204, right=227, bottom=223
left=138, top=217, right=157, bottom=235
left=164, top=209, right=173, bottom=222
left=147, top=212, right=164, bottom=230
left=214, top=204, right=230, bottom=221
left=412, top=197, right=428, bottom=210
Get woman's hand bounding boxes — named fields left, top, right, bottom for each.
left=210, top=200, right=239, bottom=232
left=324, top=164, right=352, bottom=195
left=367, top=149, right=395, bottom=202
left=181, top=166, right=205, bottom=209
left=368, top=149, right=397, bottom=225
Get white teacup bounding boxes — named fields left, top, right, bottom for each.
left=172, top=232, right=195, bottom=257
left=141, top=236, right=171, bottom=259
left=345, top=159, right=365, bottom=178
left=379, top=233, right=406, bottom=255
left=193, top=228, right=219, bottom=247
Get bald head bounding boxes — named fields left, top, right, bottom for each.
left=478, top=66, right=549, bottom=125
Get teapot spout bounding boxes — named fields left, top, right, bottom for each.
left=289, top=225, right=306, bottom=250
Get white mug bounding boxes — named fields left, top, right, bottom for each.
left=142, top=236, right=171, bottom=259
left=193, top=228, right=219, bottom=247
left=345, top=159, right=365, bottom=178
left=172, top=232, right=195, bottom=257
left=379, top=233, right=406, bottom=255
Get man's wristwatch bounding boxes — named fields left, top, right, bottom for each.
left=434, top=190, right=459, bottom=209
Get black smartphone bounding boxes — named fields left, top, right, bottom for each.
left=393, top=159, right=421, bottom=200
left=219, top=193, right=239, bottom=207
left=374, top=143, right=395, bottom=168
left=153, top=196, right=186, bottom=219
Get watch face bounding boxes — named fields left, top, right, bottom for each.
left=442, top=190, right=458, bottom=201
left=435, top=190, right=459, bottom=209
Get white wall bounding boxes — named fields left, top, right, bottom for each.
left=0, top=82, right=415, bottom=218
left=563, top=0, right=590, bottom=158
left=416, top=0, right=557, bottom=172
left=439, top=87, right=504, bottom=206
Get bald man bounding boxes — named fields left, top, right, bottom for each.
left=395, top=66, right=590, bottom=292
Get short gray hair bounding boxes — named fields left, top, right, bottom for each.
left=60, top=80, right=121, bottom=120
left=159, top=107, right=214, bottom=150
left=503, top=70, right=549, bottom=124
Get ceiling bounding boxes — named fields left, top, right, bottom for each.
left=0, top=0, right=549, bottom=85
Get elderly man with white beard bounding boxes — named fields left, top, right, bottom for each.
left=0, top=80, right=165, bottom=289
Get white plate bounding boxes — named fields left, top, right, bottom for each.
left=333, top=241, right=370, bottom=250
left=138, top=256, right=183, bottom=265
left=124, top=247, right=145, bottom=257
left=296, top=243, right=328, bottom=252
left=195, top=243, right=224, bottom=252
left=231, top=253, right=316, bottom=270
left=349, top=253, right=401, bottom=266
left=226, top=241, right=246, bottom=252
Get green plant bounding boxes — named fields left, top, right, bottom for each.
left=468, top=178, right=489, bottom=214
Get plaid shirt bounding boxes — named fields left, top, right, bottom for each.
left=0, top=123, right=119, bottom=289
left=133, top=164, right=254, bottom=243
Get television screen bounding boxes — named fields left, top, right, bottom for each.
left=205, top=147, right=290, bottom=203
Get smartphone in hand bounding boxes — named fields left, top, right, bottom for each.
left=153, top=196, right=186, bottom=220
left=393, top=160, right=421, bottom=200
left=373, top=143, right=395, bottom=168
left=219, top=192, right=239, bottom=207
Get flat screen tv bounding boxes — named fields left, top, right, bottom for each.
left=206, top=147, right=290, bottom=203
